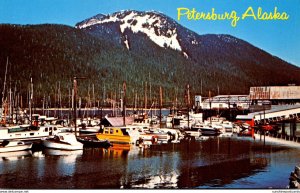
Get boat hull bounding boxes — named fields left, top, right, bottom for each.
left=77, top=137, right=111, bottom=148
left=96, top=133, right=131, bottom=144
left=200, top=128, right=221, bottom=136
left=79, top=126, right=100, bottom=134
left=0, top=141, right=32, bottom=153
left=42, top=140, right=83, bottom=150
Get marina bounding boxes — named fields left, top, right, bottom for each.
left=1, top=77, right=300, bottom=189
left=0, top=135, right=299, bottom=189
left=1, top=91, right=300, bottom=189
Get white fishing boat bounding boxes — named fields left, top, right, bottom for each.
left=191, top=124, right=222, bottom=136
left=184, top=128, right=201, bottom=138
left=42, top=133, right=83, bottom=150
left=0, top=124, right=62, bottom=141
left=0, top=140, right=32, bottom=153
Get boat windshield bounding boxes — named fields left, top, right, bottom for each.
left=8, top=127, right=26, bottom=133
left=120, top=128, right=129, bottom=136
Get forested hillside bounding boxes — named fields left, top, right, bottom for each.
left=0, top=21, right=299, bottom=108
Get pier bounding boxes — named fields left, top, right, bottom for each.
left=237, top=105, right=300, bottom=144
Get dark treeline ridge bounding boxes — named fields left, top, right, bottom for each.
left=0, top=24, right=299, bottom=109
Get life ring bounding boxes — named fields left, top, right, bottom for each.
left=151, top=136, right=158, bottom=144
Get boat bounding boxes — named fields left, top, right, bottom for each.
left=0, top=124, right=62, bottom=141
left=140, top=128, right=173, bottom=143
left=96, top=127, right=131, bottom=144
left=184, top=128, right=201, bottom=138
left=78, top=125, right=101, bottom=134
left=77, top=136, right=112, bottom=148
left=0, top=140, right=32, bottom=153
left=204, top=116, right=227, bottom=125
left=42, top=133, right=83, bottom=150
left=191, top=124, right=222, bottom=136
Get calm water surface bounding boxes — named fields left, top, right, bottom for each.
left=0, top=137, right=299, bottom=189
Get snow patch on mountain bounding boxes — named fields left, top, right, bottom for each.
left=124, top=35, right=130, bottom=50
left=77, top=11, right=182, bottom=51
left=183, top=52, right=189, bottom=59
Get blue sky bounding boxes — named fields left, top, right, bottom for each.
left=0, top=0, right=299, bottom=67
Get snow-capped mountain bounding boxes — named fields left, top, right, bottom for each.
left=73, top=10, right=300, bottom=91
left=75, top=10, right=244, bottom=61
left=76, top=10, right=183, bottom=51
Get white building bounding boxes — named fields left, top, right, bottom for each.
left=201, top=95, right=250, bottom=110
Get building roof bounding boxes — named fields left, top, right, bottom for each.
left=249, top=105, right=300, bottom=116
left=236, top=114, right=255, bottom=120
left=236, top=105, right=300, bottom=120
left=101, top=117, right=134, bottom=127
left=203, top=95, right=250, bottom=103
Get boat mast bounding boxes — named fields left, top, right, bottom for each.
left=73, top=77, right=78, bottom=137
left=123, top=81, right=126, bottom=126
left=1, top=57, right=9, bottom=124
left=92, top=83, right=95, bottom=117
left=9, top=80, right=12, bottom=125
left=144, top=81, right=147, bottom=110
left=1, top=57, right=8, bottom=107
left=186, top=84, right=190, bottom=129
left=209, top=90, right=212, bottom=125
left=73, top=77, right=86, bottom=137
left=58, top=81, right=62, bottom=119
left=159, top=86, right=162, bottom=129
left=29, top=77, right=33, bottom=125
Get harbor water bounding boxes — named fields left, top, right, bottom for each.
left=0, top=136, right=299, bottom=189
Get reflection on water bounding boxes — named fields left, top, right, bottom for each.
left=0, top=137, right=299, bottom=189
left=0, top=150, right=32, bottom=161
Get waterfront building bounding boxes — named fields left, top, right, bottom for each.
left=201, top=95, right=250, bottom=110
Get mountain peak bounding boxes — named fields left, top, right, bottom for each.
left=76, top=10, right=182, bottom=51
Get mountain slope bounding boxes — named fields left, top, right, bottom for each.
left=76, top=10, right=300, bottom=87
left=0, top=10, right=300, bottom=107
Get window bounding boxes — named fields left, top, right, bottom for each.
left=121, top=128, right=129, bottom=136
left=110, top=129, right=114, bottom=134
left=104, top=129, right=109, bottom=134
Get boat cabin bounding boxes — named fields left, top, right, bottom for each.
left=96, top=127, right=131, bottom=144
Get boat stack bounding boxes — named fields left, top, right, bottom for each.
left=288, top=165, right=300, bottom=189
